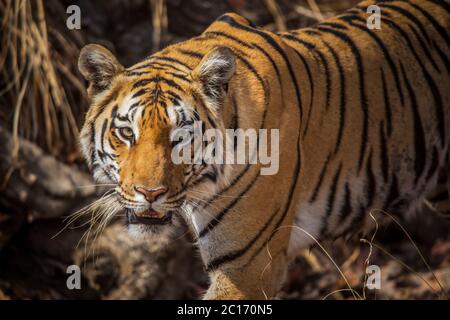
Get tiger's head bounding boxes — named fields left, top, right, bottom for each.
left=78, top=44, right=236, bottom=236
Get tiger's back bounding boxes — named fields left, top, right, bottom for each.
left=281, top=0, right=450, bottom=250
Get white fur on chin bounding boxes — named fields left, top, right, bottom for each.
left=126, top=222, right=177, bottom=246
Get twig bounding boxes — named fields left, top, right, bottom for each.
left=150, top=0, right=167, bottom=51
left=264, top=0, right=287, bottom=32
left=306, top=0, right=324, bottom=21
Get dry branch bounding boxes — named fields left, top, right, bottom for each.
left=0, top=125, right=98, bottom=221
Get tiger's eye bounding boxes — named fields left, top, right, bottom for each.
left=118, top=127, right=134, bottom=140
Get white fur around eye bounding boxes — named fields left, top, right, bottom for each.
left=167, top=105, right=178, bottom=125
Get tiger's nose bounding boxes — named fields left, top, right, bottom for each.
left=134, top=186, right=168, bottom=203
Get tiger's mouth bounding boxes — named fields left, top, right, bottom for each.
left=126, top=209, right=173, bottom=225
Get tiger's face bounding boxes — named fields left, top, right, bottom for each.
left=78, top=44, right=235, bottom=235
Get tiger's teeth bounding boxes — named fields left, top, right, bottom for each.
left=141, top=208, right=163, bottom=218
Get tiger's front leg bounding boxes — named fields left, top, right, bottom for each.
left=200, top=230, right=290, bottom=300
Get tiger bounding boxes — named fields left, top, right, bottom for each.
left=78, top=0, right=450, bottom=299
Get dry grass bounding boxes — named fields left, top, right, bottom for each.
left=150, top=0, right=168, bottom=51
left=260, top=0, right=361, bottom=31
left=276, top=210, right=449, bottom=300
left=0, top=0, right=87, bottom=159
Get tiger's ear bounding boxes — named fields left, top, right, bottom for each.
left=78, top=44, right=123, bottom=98
left=193, top=46, right=236, bottom=106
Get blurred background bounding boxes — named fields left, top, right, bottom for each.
left=0, top=0, right=448, bottom=300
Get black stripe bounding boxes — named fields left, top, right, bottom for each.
left=202, top=17, right=302, bottom=260
left=178, top=108, right=187, bottom=124
left=198, top=170, right=260, bottom=238
left=400, top=63, right=426, bottom=184
left=127, top=60, right=188, bottom=73
left=260, top=139, right=301, bottom=249
left=177, top=48, right=204, bottom=59
left=129, top=102, right=141, bottom=111
left=170, top=73, right=190, bottom=82
left=195, top=49, right=270, bottom=210
left=433, top=40, right=450, bottom=75
left=134, top=68, right=190, bottom=83
left=91, top=163, right=100, bottom=171
left=292, top=49, right=314, bottom=133
left=200, top=164, right=254, bottom=210
left=133, top=76, right=184, bottom=92
left=425, top=147, right=440, bottom=182
left=309, top=153, right=331, bottom=203
left=234, top=53, right=269, bottom=104
left=380, top=68, right=393, bottom=136
left=320, top=163, right=343, bottom=235
left=337, top=183, right=352, bottom=225
left=428, top=0, right=450, bottom=14
left=206, top=206, right=280, bottom=271
left=102, top=167, right=116, bottom=182
left=151, top=61, right=189, bottom=74
left=317, top=25, right=369, bottom=172
left=381, top=3, right=434, bottom=46
left=384, top=174, right=400, bottom=210
left=218, top=15, right=303, bottom=119
left=341, top=14, right=405, bottom=107
left=281, top=33, right=331, bottom=141
left=304, top=28, right=347, bottom=154
left=193, top=169, right=217, bottom=185
left=365, top=148, right=376, bottom=207
left=98, top=150, right=114, bottom=162
left=126, top=70, right=149, bottom=77
left=109, top=139, right=116, bottom=151
left=321, top=40, right=346, bottom=155
left=281, top=34, right=330, bottom=115
left=110, top=105, right=118, bottom=120
left=205, top=31, right=283, bottom=87
left=90, top=122, right=96, bottom=165
left=152, top=61, right=189, bottom=74
left=231, top=96, right=239, bottom=130
left=161, top=77, right=184, bottom=91
left=319, top=21, right=348, bottom=31
left=110, top=127, right=120, bottom=143
left=166, top=90, right=182, bottom=103
left=116, top=114, right=129, bottom=122
left=205, top=113, right=217, bottom=130
left=100, top=119, right=108, bottom=153
left=381, top=15, right=446, bottom=147
left=150, top=56, right=192, bottom=70
left=379, top=120, right=389, bottom=183
left=127, top=67, right=187, bottom=77
left=407, top=25, right=441, bottom=73
left=240, top=14, right=257, bottom=28
left=205, top=31, right=253, bottom=49
left=350, top=203, right=366, bottom=233
left=133, top=79, right=152, bottom=89
left=127, top=62, right=152, bottom=71
left=132, top=89, right=147, bottom=99
left=91, top=91, right=119, bottom=121
left=246, top=142, right=301, bottom=264
left=407, top=1, right=450, bottom=63
left=201, top=54, right=268, bottom=208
